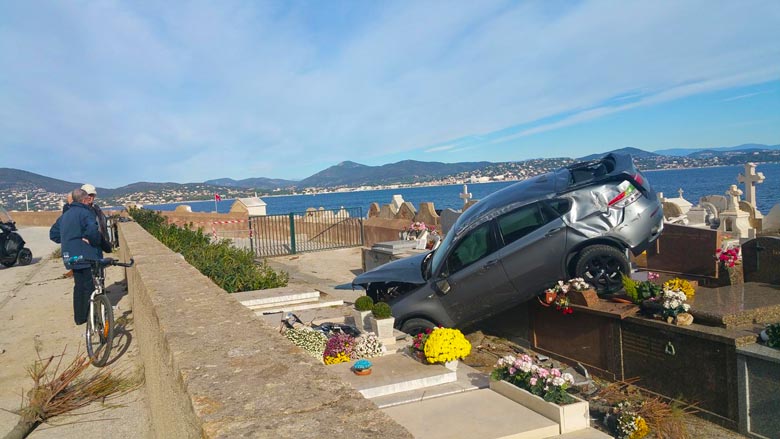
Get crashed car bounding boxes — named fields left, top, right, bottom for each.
left=352, top=153, right=663, bottom=334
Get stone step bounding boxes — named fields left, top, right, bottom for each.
left=370, top=361, right=489, bottom=408
left=382, top=388, right=560, bottom=439
left=253, top=299, right=344, bottom=315
left=232, top=286, right=320, bottom=310
left=328, top=353, right=457, bottom=399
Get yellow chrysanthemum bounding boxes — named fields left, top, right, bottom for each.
left=663, top=278, right=695, bottom=300
left=423, top=328, right=472, bottom=363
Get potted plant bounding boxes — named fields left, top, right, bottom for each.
left=352, top=295, right=374, bottom=332
left=409, top=328, right=433, bottom=362
left=419, top=327, right=471, bottom=371
left=369, top=302, right=395, bottom=344
left=490, top=354, right=589, bottom=434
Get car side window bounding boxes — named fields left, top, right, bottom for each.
left=445, top=222, right=496, bottom=275
left=546, top=198, right=572, bottom=216
left=497, top=203, right=547, bottom=246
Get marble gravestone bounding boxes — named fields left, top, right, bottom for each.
left=742, top=236, right=780, bottom=285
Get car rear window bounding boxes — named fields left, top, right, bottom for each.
left=546, top=198, right=571, bottom=216
left=497, top=203, right=546, bottom=246
left=568, top=157, right=616, bottom=185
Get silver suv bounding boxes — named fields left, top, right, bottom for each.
left=352, top=153, right=663, bottom=334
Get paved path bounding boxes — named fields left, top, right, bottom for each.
left=0, top=227, right=150, bottom=438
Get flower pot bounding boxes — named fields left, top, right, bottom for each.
left=568, top=288, right=599, bottom=307
left=351, top=309, right=372, bottom=332
left=369, top=316, right=395, bottom=345
left=444, top=360, right=458, bottom=371
left=489, top=380, right=589, bottom=434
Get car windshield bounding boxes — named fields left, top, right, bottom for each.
left=0, top=207, right=12, bottom=224
left=429, top=228, right=456, bottom=278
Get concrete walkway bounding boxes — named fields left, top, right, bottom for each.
left=0, top=227, right=150, bottom=438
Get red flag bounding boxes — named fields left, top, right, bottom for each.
left=215, top=193, right=222, bottom=201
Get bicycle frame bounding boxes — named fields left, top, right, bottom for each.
left=87, top=263, right=106, bottom=333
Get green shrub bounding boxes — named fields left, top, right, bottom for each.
left=355, top=296, right=374, bottom=312
left=767, top=323, right=780, bottom=348
left=372, top=302, right=393, bottom=319
left=129, top=208, right=288, bottom=293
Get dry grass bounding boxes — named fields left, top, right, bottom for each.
left=3, top=347, right=142, bottom=439
left=595, top=378, right=698, bottom=439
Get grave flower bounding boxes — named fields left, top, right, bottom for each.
left=715, top=246, right=740, bottom=267
left=323, top=333, right=355, bottom=365
left=284, top=327, right=328, bottom=360
left=352, top=332, right=385, bottom=359
left=660, top=288, right=690, bottom=320
left=422, top=327, right=471, bottom=364
left=611, top=401, right=649, bottom=439
left=541, top=278, right=590, bottom=315
left=662, top=278, right=695, bottom=300
left=491, top=354, right=576, bottom=404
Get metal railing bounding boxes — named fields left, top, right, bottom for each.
left=248, top=207, right=363, bottom=257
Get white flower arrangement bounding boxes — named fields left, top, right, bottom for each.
left=284, top=327, right=328, bottom=360
left=352, top=332, right=386, bottom=359
left=661, top=289, right=690, bottom=312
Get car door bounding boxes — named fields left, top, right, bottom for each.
left=436, top=220, right=516, bottom=326
left=496, top=201, right=568, bottom=304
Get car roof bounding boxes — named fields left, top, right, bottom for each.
left=451, top=153, right=636, bottom=237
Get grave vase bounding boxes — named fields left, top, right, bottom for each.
left=351, top=309, right=372, bottom=332
left=489, top=380, right=589, bottom=434
left=369, top=316, right=395, bottom=345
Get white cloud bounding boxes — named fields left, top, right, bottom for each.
left=1, top=0, right=779, bottom=186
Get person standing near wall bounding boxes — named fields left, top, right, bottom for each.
left=81, top=183, right=112, bottom=253
left=49, top=188, right=103, bottom=325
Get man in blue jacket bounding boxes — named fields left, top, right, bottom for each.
left=50, top=188, right=103, bottom=325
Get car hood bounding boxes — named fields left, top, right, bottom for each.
left=352, top=251, right=429, bottom=286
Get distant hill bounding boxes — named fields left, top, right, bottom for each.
left=297, top=160, right=492, bottom=188
left=204, top=177, right=298, bottom=190
left=577, top=147, right=660, bottom=161
left=653, top=143, right=780, bottom=156
left=0, top=168, right=110, bottom=194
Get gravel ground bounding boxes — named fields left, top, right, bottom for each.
left=0, top=227, right=150, bottom=439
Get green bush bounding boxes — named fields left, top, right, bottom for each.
left=129, top=208, right=288, bottom=293
left=355, top=296, right=374, bottom=312
left=372, top=302, right=393, bottom=319
left=767, top=323, right=780, bottom=348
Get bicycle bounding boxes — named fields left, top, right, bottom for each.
left=68, top=256, right=134, bottom=366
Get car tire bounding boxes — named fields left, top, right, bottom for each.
left=400, top=318, right=436, bottom=336
left=574, top=245, right=629, bottom=294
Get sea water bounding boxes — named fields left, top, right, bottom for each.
left=147, top=163, right=780, bottom=216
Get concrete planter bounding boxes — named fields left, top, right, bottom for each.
left=489, top=379, right=589, bottom=434
left=369, top=316, right=396, bottom=345
left=351, top=309, right=372, bottom=332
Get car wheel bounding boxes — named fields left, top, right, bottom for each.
left=574, top=245, right=629, bottom=294
left=18, top=248, right=33, bottom=266
left=400, top=318, right=436, bottom=336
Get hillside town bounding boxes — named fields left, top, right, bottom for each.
left=2, top=149, right=780, bottom=212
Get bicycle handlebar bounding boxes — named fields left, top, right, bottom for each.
left=67, top=256, right=135, bottom=268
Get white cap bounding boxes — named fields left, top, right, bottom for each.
left=81, top=183, right=97, bottom=195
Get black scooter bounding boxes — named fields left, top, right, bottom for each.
left=0, top=207, right=33, bottom=267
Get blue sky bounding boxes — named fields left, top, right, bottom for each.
left=1, top=1, right=779, bottom=187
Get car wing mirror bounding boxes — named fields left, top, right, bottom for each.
left=434, top=278, right=451, bottom=295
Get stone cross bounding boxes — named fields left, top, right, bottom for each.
left=459, top=184, right=472, bottom=208
left=677, top=188, right=684, bottom=199
left=737, top=163, right=765, bottom=207
left=726, top=184, right=743, bottom=212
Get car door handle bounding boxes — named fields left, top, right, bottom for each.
left=481, top=259, right=499, bottom=272
left=544, top=227, right=562, bottom=237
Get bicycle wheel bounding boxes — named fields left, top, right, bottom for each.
left=85, top=294, right=114, bottom=367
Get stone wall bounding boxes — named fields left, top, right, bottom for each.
left=7, top=211, right=61, bottom=227
left=116, top=222, right=411, bottom=438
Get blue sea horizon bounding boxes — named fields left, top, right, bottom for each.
left=146, top=163, right=780, bottom=217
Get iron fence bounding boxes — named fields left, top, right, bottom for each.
left=248, top=207, right=363, bottom=257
